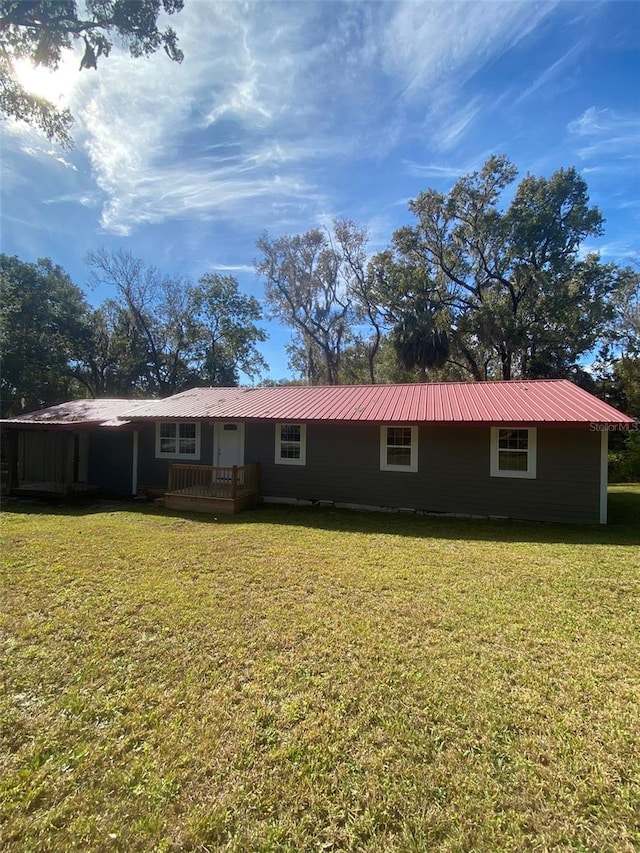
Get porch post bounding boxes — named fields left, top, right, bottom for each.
left=6, top=431, right=19, bottom=489
left=231, top=465, right=238, bottom=500
left=131, top=430, right=139, bottom=496
left=599, top=429, right=608, bottom=525
left=63, top=432, right=75, bottom=495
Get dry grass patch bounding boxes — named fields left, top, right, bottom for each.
left=1, top=489, right=639, bottom=852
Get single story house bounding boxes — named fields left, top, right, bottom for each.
left=2, top=380, right=635, bottom=523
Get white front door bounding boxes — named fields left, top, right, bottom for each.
left=214, top=422, right=244, bottom=468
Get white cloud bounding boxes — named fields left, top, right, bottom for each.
left=567, top=107, right=640, bottom=163
left=382, top=1, right=556, bottom=99
left=514, top=40, right=586, bottom=105
left=208, top=263, right=255, bottom=274
left=580, top=241, right=639, bottom=260
left=431, top=97, right=485, bottom=153
left=8, top=1, right=560, bottom=236
left=401, top=149, right=498, bottom=181
left=52, top=155, right=78, bottom=171
left=376, top=2, right=558, bottom=157
left=568, top=106, right=639, bottom=137
left=402, top=161, right=468, bottom=179
left=74, top=1, right=361, bottom=234
left=42, top=191, right=100, bottom=207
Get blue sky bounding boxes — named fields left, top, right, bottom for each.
left=2, top=0, right=639, bottom=381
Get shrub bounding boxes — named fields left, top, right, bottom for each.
left=609, top=428, right=640, bottom=482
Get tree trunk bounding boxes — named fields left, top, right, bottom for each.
left=459, top=343, right=484, bottom=382
left=500, top=347, right=512, bottom=380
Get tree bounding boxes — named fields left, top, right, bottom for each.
left=187, top=274, right=268, bottom=386
left=593, top=270, right=640, bottom=481
left=0, top=0, right=184, bottom=146
left=332, top=219, right=384, bottom=384
left=87, top=248, right=269, bottom=393
left=369, top=249, right=453, bottom=381
left=79, top=301, right=151, bottom=397
left=336, top=337, right=419, bottom=385
left=391, top=303, right=449, bottom=381
left=283, top=332, right=331, bottom=386
left=256, top=220, right=388, bottom=385
left=0, top=254, right=91, bottom=415
left=256, top=228, right=357, bottom=385
left=609, top=266, right=640, bottom=358
left=391, top=156, right=629, bottom=381
left=86, top=247, right=193, bottom=395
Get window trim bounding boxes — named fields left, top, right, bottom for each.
left=380, top=425, right=418, bottom=472
left=490, top=426, right=537, bottom=479
left=275, top=423, right=307, bottom=466
left=155, top=421, right=201, bottom=460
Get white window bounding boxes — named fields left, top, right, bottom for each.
left=155, top=422, right=201, bottom=460
left=490, top=427, right=537, bottom=479
left=275, top=423, right=306, bottom=465
left=380, top=425, right=418, bottom=472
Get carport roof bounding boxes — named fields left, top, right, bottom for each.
left=2, top=399, right=153, bottom=429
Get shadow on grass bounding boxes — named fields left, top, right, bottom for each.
left=2, top=485, right=639, bottom=547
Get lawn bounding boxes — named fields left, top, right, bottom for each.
left=1, top=487, right=639, bottom=852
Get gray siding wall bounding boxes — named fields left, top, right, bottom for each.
left=245, top=422, right=602, bottom=524
left=88, top=430, right=135, bottom=495
left=136, top=422, right=215, bottom=493
left=134, top=420, right=602, bottom=523
left=421, top=426, right=601, bottom=524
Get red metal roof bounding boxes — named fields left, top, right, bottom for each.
left=2, top=399, right=153, bottom=428
left=122, top=381, right=635, bottom=426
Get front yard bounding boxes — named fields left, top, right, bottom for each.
left=1, top=487, right=639, bottom=852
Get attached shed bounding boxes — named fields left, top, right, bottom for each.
left=1, top=399, right=150, bottom=497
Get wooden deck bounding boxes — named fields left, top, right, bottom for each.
left=165, top=463, right=260, bottom=515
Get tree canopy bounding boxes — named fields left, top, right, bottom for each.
left=0, top=0, right=184, bottom=146
left=0, top=253, right=91, bottom=415
left=387, top=156, right=634, bottom=381
left=256, top=228, right=358, bottom=385
left=86, top=248, right=268, bottom=395
left=0, top=249, right=269, bottom=416
left=1, top=157, right=637, bottom=431
left=188, top=273, right=268, bottom=386
left=254, top=159, right=638, bottom=389
left=255, top=220, right=398, bottom=385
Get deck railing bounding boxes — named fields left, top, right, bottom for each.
left=167, top=463, right=259, bottom=500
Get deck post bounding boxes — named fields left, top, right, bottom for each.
left=231, top=465, right=238, bottom=501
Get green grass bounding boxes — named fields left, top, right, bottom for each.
left=1, top=487, right=639, bottom=852
left=608, top=482, right=640, bottom=526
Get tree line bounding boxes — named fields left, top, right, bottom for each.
left=257, top=157, right=638, bottom=390
left=1, top=156, right=638, bottom=428
left=0, top=248, right=266, bottom=416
